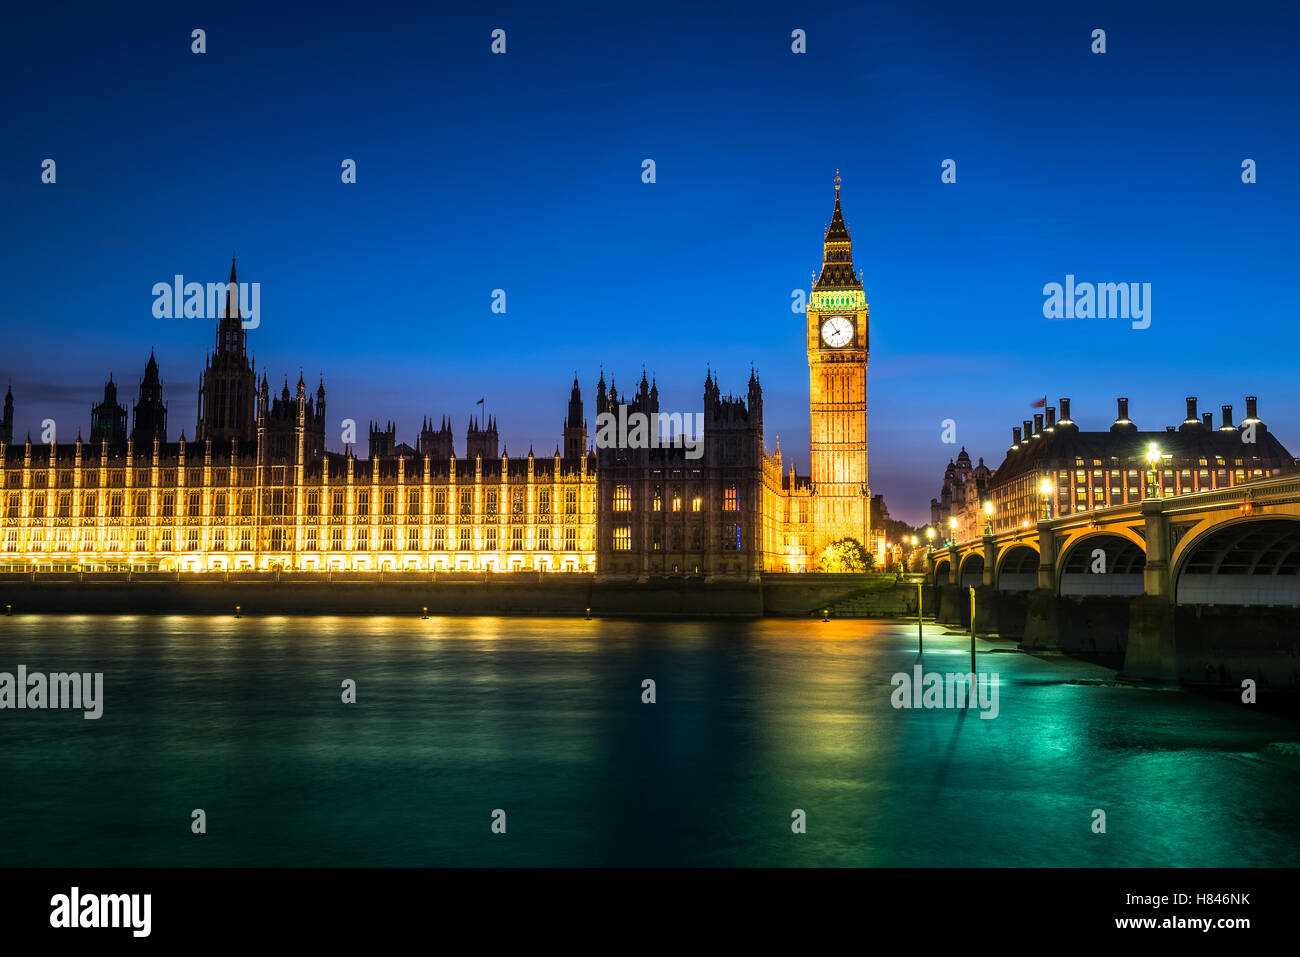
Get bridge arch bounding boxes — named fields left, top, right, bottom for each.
left=1057, top=531, right=1146, bottom=596
left=957, top=551, right=984, bottom=589
left=933, top=557, right=951, bottom=584
left=996, top=543, right=1039, bottom=591
left=1173, top=515, right=1300, bottom=606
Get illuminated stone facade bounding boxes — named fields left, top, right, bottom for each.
left=805, top=175, right=871, bottom=555
left=0, top=184, right=871, bottom=576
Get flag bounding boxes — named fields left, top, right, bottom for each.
left=476, top=398, right=484, bottom=406
left=1031, top=396, right=1047, bottom=408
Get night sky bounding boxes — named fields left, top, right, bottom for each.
left=2, top=0, right=1297, bottom=524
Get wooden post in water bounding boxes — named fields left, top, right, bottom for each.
left=969, top=585, right=976, bottom=673
left=916, top=581, right=923, bottom=655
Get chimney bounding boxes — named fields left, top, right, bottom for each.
left=1245, top=396, right=1259, bottom=421
left=1012, top=426, right=1022, bottom=446
left=1023, top=419, right=1033, bottom=440
left=1059, top=397, right=1072, bottom=422
left=1202, top=412, right=1213, bottom=429
left=1111, top=397, right=1136, bottom=434
left=1185, top=396, right=1198, bottom=423
left=1220, top=405, right=1235, bottom=430
left=1033, top=413, right=1044, bottom=436
left=1045, top=406, right=1056, bottom=429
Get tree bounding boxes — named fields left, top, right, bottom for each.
left=820, top=537, right=874, bottom=573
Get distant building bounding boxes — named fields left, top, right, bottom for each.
left=986, top=396, right=1295, bottom=536
left=930, top=447, right=992, bottom=543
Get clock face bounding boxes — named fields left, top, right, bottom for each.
left=821, top=315, right=853, bottom=348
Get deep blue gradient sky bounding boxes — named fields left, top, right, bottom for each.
left=2, top=0, right=1297, bottom=524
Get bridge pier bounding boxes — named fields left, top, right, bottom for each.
left=938, top=583, right=968, bottom=626
left=1019, top=588, right=1062, bottom=651
left=1120, top=596, right=1178, bottom=683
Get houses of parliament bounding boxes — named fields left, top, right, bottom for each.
left=0, top=184, right=872, bottom=579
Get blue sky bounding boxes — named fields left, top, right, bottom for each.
left=2, top=0, right=1297, bottom=524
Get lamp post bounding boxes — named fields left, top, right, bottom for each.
left=1146, top=443, right=1161, bottom=499
left=1040, top=476, right=1053, bottom=520
left=982, top=500, right=994, bottom=536
left=948, top=516, right=957, bottom=545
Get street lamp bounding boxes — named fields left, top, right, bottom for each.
left=1146, top=443, right=1161, bottom=498
left=1040, top=476, right=1053, bottom=520
left=982, top=499, right=994, bottom=536
left=948, top=516, right=957, bottom=544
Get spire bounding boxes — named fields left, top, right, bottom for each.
left=815, top=173, right=861, bottom=291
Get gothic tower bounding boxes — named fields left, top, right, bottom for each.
left=1, top=384, right=12, bottom=445
left=563, top=376, right=587, bottom=461
left=196, top=255, right=257, bottom=444
left=131, top=350, right=168, bottom=446
left=807, top=172, right=870, bottom=558
left=90, top=374, right=128, bottom=447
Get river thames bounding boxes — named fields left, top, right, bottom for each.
left=1, top=614, right=1297, bottom=867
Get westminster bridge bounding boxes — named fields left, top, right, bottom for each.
left=925, top=472, right=1300, bottom=688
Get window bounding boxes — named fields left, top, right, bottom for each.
left=460, top=489, right=472, bottom=516
left=306, top=528, right=318, bottom=550
left=82, top=492, right=96, bottom=517
left=57, top=492, right=71, bottom=518
left=512, top=489, right=523, bottom=516
left=723, top=485, right=738, bottom=510
left=539, top=490, right=550, bottom=516
left=486, top=527, right=498, bottom=550
left=241, top=492, right=253, bottom=516
left=564, top=527, right=576, bottom=551
left=614, top=485, right=631, bottom=511
left=653, top=485, right=663, bottom=511
left=356, top=528, right=369, bottom=550
left=109, top=492, right=123, bottom=518
left=159, top=529, right=173, bottom=552
left=613, top=527, right=631, bottom=551
left=691, top=496, right=702, bottom=512
left=331, top=528, right=344, bottom=551
left=538, top=527, right=550, bottom=550
left=407, top=528, right=420, bottom=551
left=307, top=491, right=320, bottom=517
left=332, top=490, right=345, bottom=517
left=407, top=489, right=420, bottom=515
left=358, top=493, right=370, bottom=517
left=134, top=492, right=148, bottom=517
left=433, top=528, right=445, bottom=550
left=214, top=530, right=226, bottom=551
left=672, top=487, right=682, bottom=512
left=239, top=529, right=251, bottom=551
left=434, top=489, right=446, bottom=515
left=187, top=529, right=200, bottom=552
left=383, top=489, right=395, bottom=515
left=188, top=492, right=200, bottom=515
left=459, top=528, right=471, bottom=551
left=382, top=528, right=394, bottom=551
left=511, top=526, right=523, bottom=550
left=270, top=528, right=285, bottom=550
left=565, top=489, right=577, bottom=515
left=486, top=490, right=498, bottom=515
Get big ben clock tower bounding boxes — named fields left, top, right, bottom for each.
left=807, top=172, right=870, bottom=560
